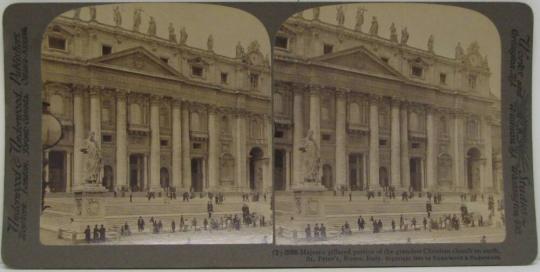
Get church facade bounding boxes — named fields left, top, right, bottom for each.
left=42, top=12, right=272, bottom=194
left=272, top=12, right=502, bottom=193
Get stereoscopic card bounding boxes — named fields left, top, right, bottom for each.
left=2, top=1, right=537, bottom=268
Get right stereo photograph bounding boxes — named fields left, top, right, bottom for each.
left=272, top=3, right=504, bottom=245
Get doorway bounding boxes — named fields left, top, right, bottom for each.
left=191, top=158, right=203, bottom=192
left=48, top=150, right=66, bottom=192
left=273, top=149, right=286, bottom=191
left=249, top=147, right=264, bottom=192
left=410, top=158, right=422, bottom=191
left=466, top=148, right=481, bottom=191
left=129, top=154, right=144, bottom=191
left=349, top=154, right=364, bottom=190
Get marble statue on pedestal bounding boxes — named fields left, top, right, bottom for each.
left=299, top=130, right=321, bottom=183
left=81, top=132, right=102, bottom=184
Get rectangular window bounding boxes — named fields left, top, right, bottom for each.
left=193, top=143, right=202, bottom=149
left=322, top=134, right=331, bottom=141
left=102, top=45, right=112, bottom=56
left=275, top=36, right=288, bottom=49
left=221, top=72, right=228, bottom=84
left=274, top=130, right=284, bottom=138
left=379, top=139, right=387, bottom=146
left=160, top=57, right=169, bottom=64
left=412, top=143, right=420, bottom=149
left=440, top=73, right=447, bottom=84
left=191, top=66, right=203, bottom=77
left=411, top=66, right=423, bottom=77
left=102, top=134, right=113, bottom=143
left=160, top=139, right=169, bottom=147
left=48, top=36, right=66, bottom=51
left=249, top=73, right=259, bottom=89
left=323, top=44, right=334, bottom=55
left=468, top=74, right=477, bottom=89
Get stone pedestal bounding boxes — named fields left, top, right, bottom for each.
left=287, top=184, right=326, bottom=230
left=64, top=184, right=108, bottom=241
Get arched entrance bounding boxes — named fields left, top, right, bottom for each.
left=160, top=167, right=170, bottom=189
left=322, top=164, right=333, bottom=190
left=102, top=165, right=114, bottom=191
left=249, top=147, right=264, bottom=192
left=466, top=148, right=482, bottom=191
left=379, top=167, right=389, bottom=188
left=48, top=150, right=66, bottom=192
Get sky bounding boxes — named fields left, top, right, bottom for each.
left=297, top=3, right=501, bottom=97
left=61, top=3, right=270, bottom=58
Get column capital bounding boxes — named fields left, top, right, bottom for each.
left=451, top=109, right=467, bottom=119
left=390, top=97, right=402, bottom=107
left=335, top=87, right=349, bottom=98
left=291, top=82, right=306, bottom=94
left=172, top=98, right=183, bottom=107
left=116, top=89, right=128, bottom=100
left=206, top=104, right=218, bottom=114
left=306, top=84, right=323, bottom=95
left=368, top=94, right=382, bottom=104
left=150, top=95, right=162, bottom=105
left=89, top=86, right=104, bottom=96
left=71, top=83, right=87, bottom=95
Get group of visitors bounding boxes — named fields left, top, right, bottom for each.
left=84, top=224, right=107, bottom=243
left=304, top=223, right=327, bottom=240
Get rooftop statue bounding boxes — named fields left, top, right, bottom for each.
left=179, top=27, right=188, bottom=45
left=236, top=41, right=245, bottom=58
left=73, top=8, right=81, bottom=20
left=168, top=23, right=177, bottom=42
left=207, top=34, right=214, bottom=51
left=369, top=16, right=378, bottom=36
left=455, top=42, right=464, bottom=59
left=389, top=23, right=398, bottom=42
left=400, top=27, right=409, bottom=45
left=336, top=6, right=345, bottom=26
left=355, top=7, right=367, bottom=31
left=113, top=6, right=122, bottom=27
left=147, top=16, right=156, bottom=36
left=89, top=6, right=97, bottom=22
left=248, top=40, right=260, bottom=54
left=427, top=34, right=434, bottom=52
left=133, top=8, right=142, bottom=32
left=312, top=7, right=320, bottom=21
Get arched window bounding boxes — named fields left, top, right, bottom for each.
left=190, top=112, right=200, bottom=131
left=159, top=106, right=169, bottom=128
left=49, top=94, right=64, bottom=116
left=349, top=103, right=360, bottom=124
left=130, top=103, right=142, bottom=125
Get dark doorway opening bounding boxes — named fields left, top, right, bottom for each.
left=273, top=149, right=286, bottom=191
left=191, top=158, right=203, bottom=192
left=129, top=154, right=144, bottom=191
left=410, top=158, right=422, bottom=191
left=48, top=150, right=66, bottom=192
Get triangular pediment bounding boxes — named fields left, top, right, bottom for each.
left=311, top=46, right=405, bottom=79
left=88, top=47, right=181, bottom=78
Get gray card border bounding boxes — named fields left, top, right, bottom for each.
left=1, top=1, right=537, bottom=268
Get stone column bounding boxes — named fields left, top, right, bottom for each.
left=308, top=85, right=321, bottom=149
left=369, top=96, right=380, bottom=190
left=335, top=89, right=347, bottom=190
left=482, top=116, right=493, bottom=192
left=171, top=99, right=182, bottom=189
left=390, top=99, right=401, bottom=188
left=425, top=106, right=437, bottom=191
left=207, top=106, right=219, bottom=191
left=143, top=154, right=148, bottom=190
left=235, top=112, right=247, bottom=191
left=66, top=152, right=72, bottom=192
left=72, top=85, right=85, bottom=189
left=292, top=86, right=304, bottom=187
left=285, top=150, right=291, bottom=190
left=149, top=95, right=161, bottom=192
left=181, top=103, right=191, bottom=189
left=452, top=112, right=466, bottom=189
left=262, top=114, right=273, bottom=192
left=400, top=102, right=410, bottom=190
left=89, top=86, right=102, bottom=146
left=115, top=90, right=128, bottom=191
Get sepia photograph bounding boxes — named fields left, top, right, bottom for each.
left=272, top=3, right=505, bottom=245
left=39, top=3, right=273, bottom=245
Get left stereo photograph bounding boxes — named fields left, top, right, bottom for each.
left=40, top=3, right=273, bottom=245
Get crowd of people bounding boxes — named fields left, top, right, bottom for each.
left=84, top=224, right=107, bottom=243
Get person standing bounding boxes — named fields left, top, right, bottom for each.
left=84, top=225, right=91, bottom=243
left=171, top=220, right=176, bottom=233
left=305, top=224, right=312, bottom=240
left=99, top=224, right=106, bottom=241
left=93, top=225, right=99, bottom=242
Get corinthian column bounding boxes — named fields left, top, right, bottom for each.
left=308, top=85, right=321, bottom=149
left=482, top=116, right=493, bottom=192
left=207, top=106, right=219, bottom=191
left=181, top=103, right=191, bottom=189
left=369, top=96, right=380, bottom=190
left=262, top=114, right=273, bottom=192
left=89, top=86, right=102, bottom=146
left=235, top=111, right=247, bottom=190
left=292, top=85, right=304, bottom=187
left=390, top=99, right=401, bottom=188
left=400, top=102, right=410, bottom=189
left=149, top=95, right=161, bottom=192
left=335, top=89, right=347, bottom=190
left=171, top=99, right=182, bottom=189
left=72, top=84, right=85, bottom=190
left=452, top=111, right=466, bottom=189
left=115, top=90, right=128, bottom=190
left=425, top=106, right=437, bottom=191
